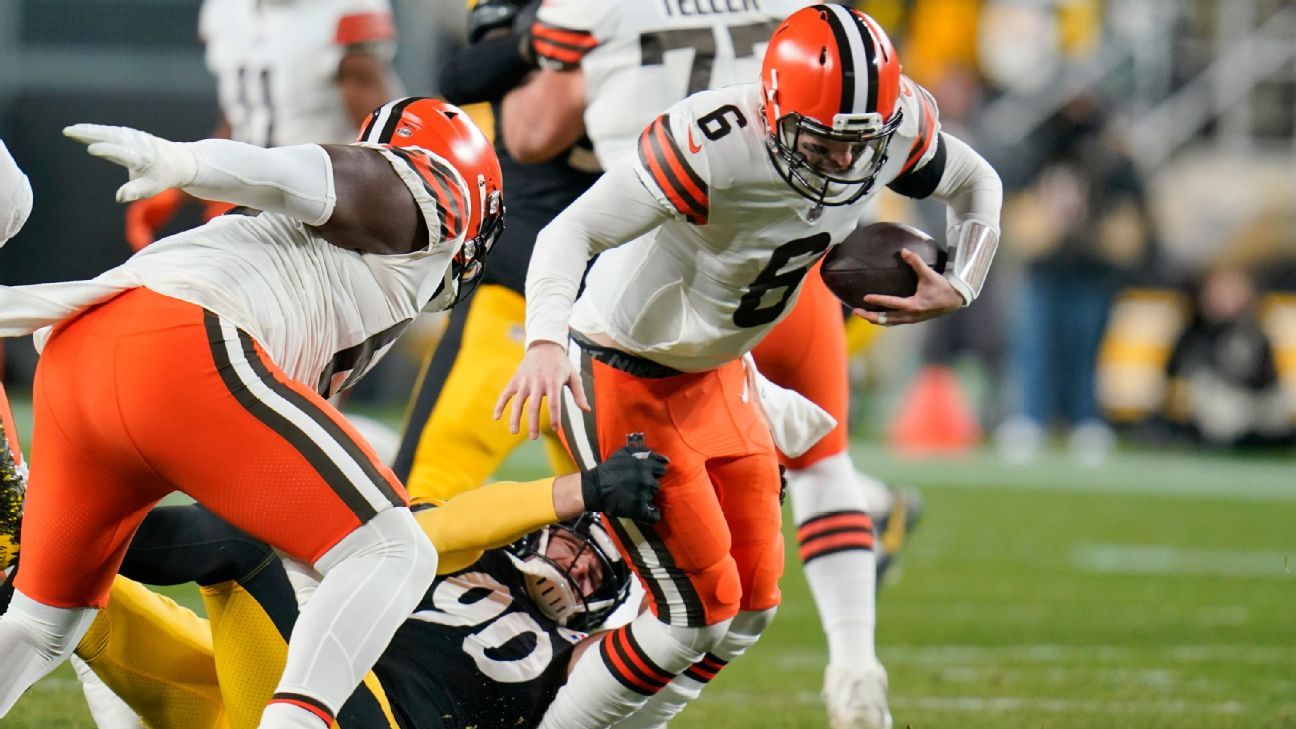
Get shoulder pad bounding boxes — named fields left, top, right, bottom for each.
left=632, top=102, right=716, bottom=225
left=894, top=76, right=942, bottom=175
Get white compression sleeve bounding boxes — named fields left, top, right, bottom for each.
left=183, top=139, right=337, bottom=226
left=930, top=132, right=1002, bottom=229
left=525, top=163, right=670, bottom=348
left=0, top=592, right=99, bottom=717
left=0, top=140, right=33, bottom=245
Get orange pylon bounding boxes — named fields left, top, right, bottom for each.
left=887, top=364, right=981, bottom=456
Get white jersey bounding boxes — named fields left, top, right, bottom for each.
left=1, top=144, right=464, bottom=398
left=200, top=0, right=395, bottom=146
left=566, top=79, right=945, bottom=372
left=534, top=0, right=812, bottom=168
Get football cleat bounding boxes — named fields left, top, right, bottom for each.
left=0, top=421, right=25, bottom=570
left=873, top=485, right=923, bottom=586
left=824, top=662, right=893, bottom=729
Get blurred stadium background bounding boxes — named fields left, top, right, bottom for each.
left=1, top=0, right=1294, bottom=727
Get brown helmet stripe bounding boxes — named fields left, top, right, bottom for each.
left=816, top=4, right=855, bottom=115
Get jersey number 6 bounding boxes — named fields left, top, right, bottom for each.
left=733, top=233, right=833, bottom=328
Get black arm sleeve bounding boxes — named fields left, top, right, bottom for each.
left=439, top=34, right=533, bottom=105
left=887, top=133, right=948, bottom=200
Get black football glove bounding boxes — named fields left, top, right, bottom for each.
left=580, top=446, right=668, bottom=524
left=512, top=0, right=542, bottom=67
left=467, top=0, right=523, bottom=44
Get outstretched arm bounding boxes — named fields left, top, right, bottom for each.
left=64, top=125, right=422, bottom=255
left=418, top=446, right=667, bottom=573
left=500, top=67, right=586, bottom=163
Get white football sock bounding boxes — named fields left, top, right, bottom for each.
left=789, top=452, right=878, bottom=668
left=261, top=507, right=437, bottom=728
left=854, top=468, right=894, bottom=516
left=612, top=607, right=776, bottom=729
left=0, top=590, right=98, bottom=717
left=538, top=613, right=731, bottom=729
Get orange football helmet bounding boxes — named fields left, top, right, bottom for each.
left=761, top=5, right=903, bottom=208
left=358, top=97, right=504, bottom=301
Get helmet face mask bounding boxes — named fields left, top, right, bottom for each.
left=510, top=515, right=631, bottom=632
left=768, top=109, right=902, bottom=207
left=448, top=183, right=504, bottom=306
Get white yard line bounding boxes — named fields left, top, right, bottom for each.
left=890, top=696, right=1246, bottom=715
left=774, top=643, right=1293, bottom=670
left=1073, top=542, right=1295, bottom=579
left=706, top=690, right=1247, bottom=716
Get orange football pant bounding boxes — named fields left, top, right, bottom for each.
left=560, top=344, right=783, bottom=627
left=16, top=287, right=406, bottom=608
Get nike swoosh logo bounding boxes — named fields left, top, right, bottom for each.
left=687, top=127, right=702, bottom=154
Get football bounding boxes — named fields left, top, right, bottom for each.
left=820, top=222, right=947, bottom=312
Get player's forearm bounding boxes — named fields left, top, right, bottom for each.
left=500, top=68, right=586, bottom=163
left=525, top=164, right=671, bottom=347
left=423, top=474, right=596, bottom=573
left=416, top=477, right=561, bottom=563
left=930, top=133, right=1003, bottom=303
left=183, top=139, right=337, bottom=226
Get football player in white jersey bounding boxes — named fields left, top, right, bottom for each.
left=507, top=4, right=919, bottom=725
left=126, top=0, right=398, bottom=250
left=0, top=98, right=504, bottom=729
left=497, top=6, right=1002, bottom=729
left=200, top=0, right=396, bottom=149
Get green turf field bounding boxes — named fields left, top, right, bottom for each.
left=4, top=435, right=1295, bottom=729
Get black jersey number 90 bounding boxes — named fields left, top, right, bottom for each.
left=733, top=233, right=832, bottom=328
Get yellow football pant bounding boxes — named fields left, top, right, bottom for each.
left=404, top=284, right=574, bottom=502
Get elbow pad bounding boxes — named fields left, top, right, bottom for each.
left=945, top=220, right=999, bottom=305
left=0, top=142, right=32, bottom=246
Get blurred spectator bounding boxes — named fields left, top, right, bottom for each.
left=1162, top=266, right=1291, bottom=447
left=124, top=0, right=400, bottom=251
left=995, top=93, right=1156, bottom=465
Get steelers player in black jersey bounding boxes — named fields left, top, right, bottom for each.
left=392, top=0, right=602, bottom=501
left=0, top=446, right=663, bottom=729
